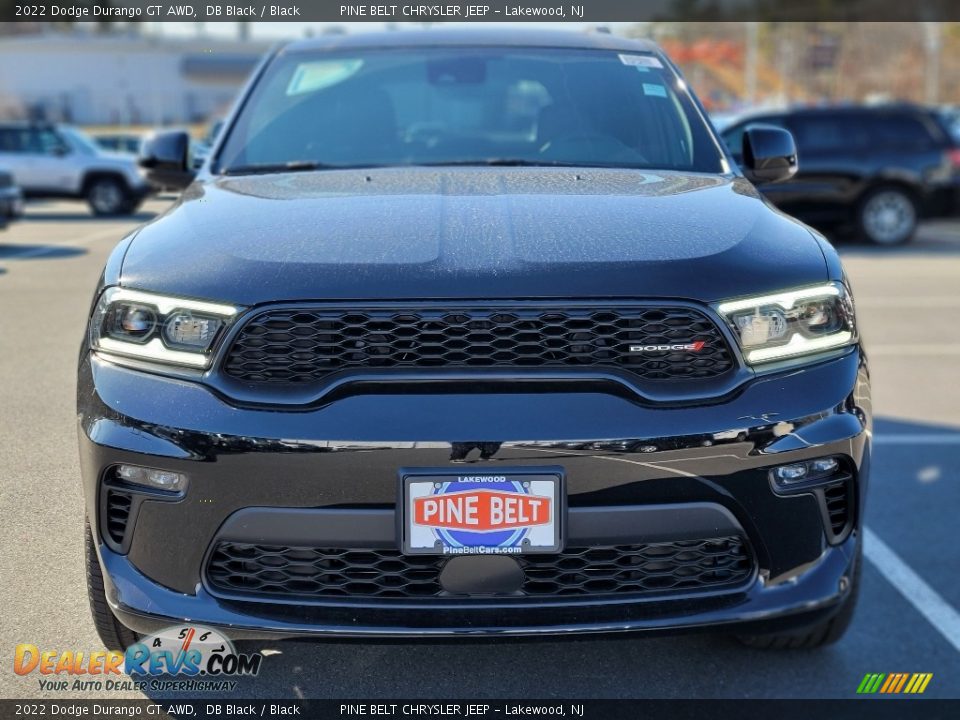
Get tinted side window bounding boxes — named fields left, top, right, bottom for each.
left=27, top=129, right=68, bottom=155
left=867, top=113, right=940, bottom=150
left=0, top=128, right=27, bottom=153
left=787, top=115, right=870, bottom=153
left=721, top=117, right=784, bottom=156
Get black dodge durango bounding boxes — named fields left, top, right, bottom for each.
left=79, top=30, right=870, bottom=650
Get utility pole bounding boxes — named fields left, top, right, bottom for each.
left=923, top=22, right=942, bottom=105
left=745, top=22, right=758, bottom=107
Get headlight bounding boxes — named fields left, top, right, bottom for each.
left=90, top=288, right=240, bottom=368
left=714, top=283, right=856, bottom=365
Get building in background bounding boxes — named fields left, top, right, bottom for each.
left=0, top=30, right=270, bottom=125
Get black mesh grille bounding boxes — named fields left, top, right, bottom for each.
left=206, top=537, right=753, bottom=602
left=222, top=305, right=735, bottom=384
left=104, top=490, right=133, bottom=546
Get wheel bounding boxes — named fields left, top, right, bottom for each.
left=856, top=185, right=918, bottom=246
left=85, top=519, right=139, bottom=651
left=86, top=177, right=133, bottom=216
left=737, top=544, right=861, bottom=649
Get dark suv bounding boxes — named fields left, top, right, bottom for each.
left=79, top=30, right=869, bottom=650
left=721, top=105, right=960, bottom=245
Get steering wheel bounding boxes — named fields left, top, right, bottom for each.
left=539, top=132, right=649, bottom=165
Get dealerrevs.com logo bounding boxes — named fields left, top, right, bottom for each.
left=14, top=625, right=262, bottom=693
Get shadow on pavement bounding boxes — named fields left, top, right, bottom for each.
left=874, top=416, right=960, bottom=435
left=23, top=210, right=157, bottom=223
left=0, top=244, right=87, bottom=260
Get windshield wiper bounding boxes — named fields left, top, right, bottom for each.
left=221, top=160, right=359, bottom=176
left=222, top=159, right=648, bottom=175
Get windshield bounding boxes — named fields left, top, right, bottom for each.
left=59, top=127, right=102, bottom=156
left=216, top=47, right=725, bottom=174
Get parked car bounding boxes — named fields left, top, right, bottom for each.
left=93, top=133, right=144, bottom=156
left=191, top=118, right=225, bottom=170
left=721, top=104, right=960, bottom=245
left=80, top=30, right=869, bottom=652
left=937, top=105, right=960, bottom=144
left=0, top=168, right=24, bottom=229
left=0, top=123, right=151, bottom=216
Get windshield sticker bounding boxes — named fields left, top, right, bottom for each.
left=287, top=59, right=363, bottom=96
left=643, top=83, right=668, bottom=98
left=619, top=54, right=663, bottom=69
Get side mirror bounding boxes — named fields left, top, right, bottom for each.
left=741, top=125, right=797, bottom=184
left=139, top=131, right=195, bottom=190
left=51, top=145, right=70, bottom=157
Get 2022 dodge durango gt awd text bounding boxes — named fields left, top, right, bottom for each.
left=79, top=30, right=870, bottom=650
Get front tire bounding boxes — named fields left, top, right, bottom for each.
left=86, top=177, right=133, bottom=216
left=85, top=519, right=139, bottom=651
left=737, top=544, right=861, bottom=650
left=856, top=185, right=918, bottom=246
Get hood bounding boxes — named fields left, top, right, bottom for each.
left=87, top=152, right=141, bottom=175
left=97, top=150, right=137, bottom=162
left=120, top=168, right=828, bottom=306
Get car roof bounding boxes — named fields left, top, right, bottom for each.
left=726, top=103, right=933, bottom=126
left=282, top=28, right=661, bottom=55
left=0, top=122, right=56, bottom=129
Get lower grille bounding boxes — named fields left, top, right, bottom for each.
left=104, top=489, right=133, bottom=546
left=206, top=536, right=753, bottom=602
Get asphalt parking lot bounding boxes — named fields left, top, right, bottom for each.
left=1, top=198, right=958, bottom=700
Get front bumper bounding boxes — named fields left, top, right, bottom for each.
left=78, top=349, right=871, bottom=638
left=0, top=187, right=23, bottom=220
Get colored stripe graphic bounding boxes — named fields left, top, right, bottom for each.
left=857, top=673, right=932, bottom=694
left=894, top=674, right=909, bottom=693
left=857, top=674, right=884, bottom=694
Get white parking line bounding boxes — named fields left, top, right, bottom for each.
left=863, top=527, right=960, bottom=654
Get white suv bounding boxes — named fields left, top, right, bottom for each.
left=0, top=124, right=151, bottom=216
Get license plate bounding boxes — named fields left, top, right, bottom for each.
left=401, top=471, right=562, bottom=555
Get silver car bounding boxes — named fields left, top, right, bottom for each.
left=0, top=124, right=150, bottom=216
left=0, top=168, right=23, bottom=229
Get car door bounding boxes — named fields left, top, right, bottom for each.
left=0, top=127, right=32, bottom=189
left=777, top=112, right=870, bottom=223
left=21, top=128, right=79, bottom=194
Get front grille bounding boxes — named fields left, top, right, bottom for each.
left=104, top=489, right=133, bottom=546
left=206, top=536, right=753, bottom=602
left=222, top=305, right=735, bottom=384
